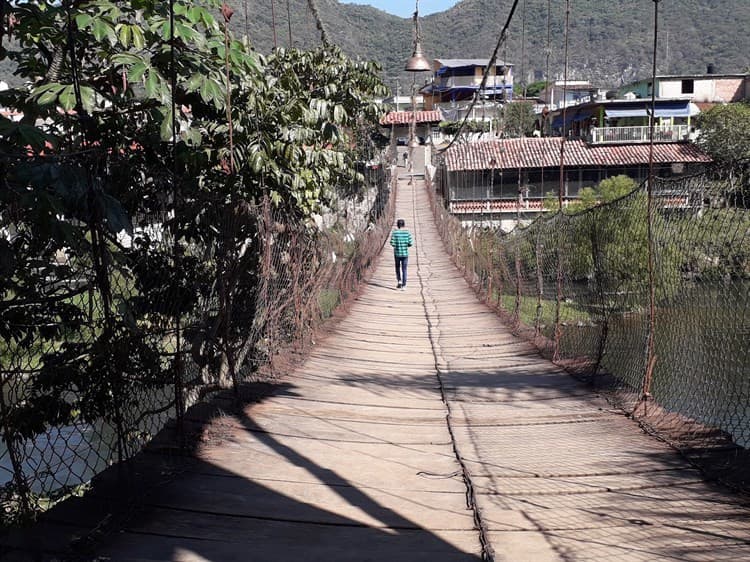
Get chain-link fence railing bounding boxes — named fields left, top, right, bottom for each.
left=0, top=149, right=396, bottom=526
left=427, top=161, right=750, bottom=491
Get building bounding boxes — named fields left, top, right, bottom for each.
left=420, top=59, right=514, bottom=111
left=380, top=110, right=442, bottom=145
left=538, top=80, right=605, bottom=111
left=434, top=137, right=711, bottom=230
left=549, top=97, right=701, bottom=144
left=381, top=94, right=425, bottom=112
left=618, top=69, right=750, bottom=104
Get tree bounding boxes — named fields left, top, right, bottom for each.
left=502, top=101, right=537, bottom=138
left=696, top=103, right=750, bottom=204
left=515, top=80, right=547, bottom=98
left=567, top=174, right=639, bottom=213
left=697, top=103, right=750, bottom=166
left=0, top=0, right=387, bottom=464
left=562, top=176, right=679, bottom=309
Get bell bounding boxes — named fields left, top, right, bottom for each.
left=405, top=41, right=432, bottom=72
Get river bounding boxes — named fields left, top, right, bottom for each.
left=557, top=280, right=750, bottom=447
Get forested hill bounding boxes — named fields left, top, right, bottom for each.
left=232, top=0, right=750, bottom=90
left=1, top=1, right=748, bottom=91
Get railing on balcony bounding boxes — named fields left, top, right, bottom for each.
left=442, top=75, right=507, bottom=89
left=449, top=192, right=697, bottom=216
left=588, top=124, right=689, bottom=145
left=449, top=198, right=566, bottom=214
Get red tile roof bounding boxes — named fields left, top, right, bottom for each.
left=442, top=138, right=712, bottom=172
left=380, top=110, right=442, bottom=125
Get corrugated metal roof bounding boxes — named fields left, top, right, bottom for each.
left=443, top=138, right=712, bottom=172
left=380, top=110, right=442, bottom=125
left=435, top=59, right=513, bottom=68
left=656, top=73, right=750, bottom=80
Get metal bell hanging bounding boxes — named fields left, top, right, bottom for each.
left=405, top=41, right=432, bottom=72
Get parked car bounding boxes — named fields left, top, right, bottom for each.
left=396, top=136, right=408, bottom=146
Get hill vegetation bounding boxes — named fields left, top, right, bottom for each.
left=1, top=0, right=748, bottom=92
left=228, top=0, right=750, bottom=92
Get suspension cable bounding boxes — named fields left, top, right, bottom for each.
left=411, top=178, right=495, bottom=562
left=306, top=0, right=330, bottom=47
left=167, top=0, right=186, bottom=446
left=553, top=0, right=571, bottom=362
left=0, top=0, right=7, bottom=49
left=543, top=0, right=551, bottom=137
left=286, top=0, right=293, bottom=47
left=558, top=0, right=571, bottom=209
left=640, top=0, right=661, bottom=408
left=520, top=0, right=527, bottom=99
left=222, top=3, right=235, bottom=174
left=270, top=0, right=278, bottom=48
left=437, top=0, right=520, bottom=154
left=243, top=0, right=249, bottom=40
left=64, top=1, right=86, bottom=142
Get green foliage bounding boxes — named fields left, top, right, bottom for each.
left=502, top=101, right=537, bottom=138
left=3, top=1, right=748, bottom=93
left=696, top=103, right=750, bottom=203
left=0, top=0, right=387, bottom=463
left=439, top=120, right=489, bottom=135
left=675, top=208, right=750, bottom=279
left=497, top=292, right=590, bottom=325
left=562, top=176, right=680, bottom=308
left=567, top=175, right=638, bottom=213
left=317, top=289, right=340, bottom=319
left=519, top=80, right=548, bottom=98
left=697, top=103, right=750, bottom=166
left=219, top=0, right=750, bottom=94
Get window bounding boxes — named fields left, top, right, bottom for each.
left=681, top=79, right=694, bottom=94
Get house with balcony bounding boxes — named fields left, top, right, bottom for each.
left=433, top=137, right=711, bottom=230
left=420, top=59, right=514, bottom=111
left=549, top=97, right=701, bottom=145
left=538, top=80, right=605, bottom=111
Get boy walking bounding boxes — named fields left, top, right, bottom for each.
left=390, top=218, right=413, bottom=290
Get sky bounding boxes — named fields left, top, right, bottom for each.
left=342, top=0, right=461, bottom=19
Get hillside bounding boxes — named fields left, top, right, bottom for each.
left=232, top=0, right=750, bottom=91
left=1, top=1, right=748, bottom=92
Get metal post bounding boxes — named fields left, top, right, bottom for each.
left=641, top=0, right=661, bottom=406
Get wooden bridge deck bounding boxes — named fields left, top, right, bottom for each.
left=5, top=165, right=750, bottom=561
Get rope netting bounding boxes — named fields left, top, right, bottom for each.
left=0, top=147, right=396, bottom=524
left=427, top=161, right=750, bottom=490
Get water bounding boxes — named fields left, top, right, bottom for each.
left=557, top=280, right=750, bottom=447
left=0, top=389, right=175, bottom=495
left=0, top=421, right=115, bottom=494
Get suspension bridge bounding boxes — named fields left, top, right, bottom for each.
left=4, top=150, right=750, bottom=562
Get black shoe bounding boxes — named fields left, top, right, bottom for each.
left=397, top=282, right=402, bottom=289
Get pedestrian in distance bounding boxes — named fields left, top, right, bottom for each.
left=402, top=152, right=408, bottom=167
left=390, top=218, right=412, bottom=290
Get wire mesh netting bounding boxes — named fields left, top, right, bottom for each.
left=0, top=148, right=397, bottom=525
left=427, top=160, right=750, bottom=490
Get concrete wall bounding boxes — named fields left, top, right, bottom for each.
left=660, top=77, right=746, bottom=102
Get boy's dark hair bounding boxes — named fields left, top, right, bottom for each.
left=397, top=219, right=405, bottom=228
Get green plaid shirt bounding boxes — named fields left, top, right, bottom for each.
left=390, top=229, right=412, bottom=257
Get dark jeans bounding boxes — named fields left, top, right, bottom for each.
left=395, top=256, right=408, bottom=286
